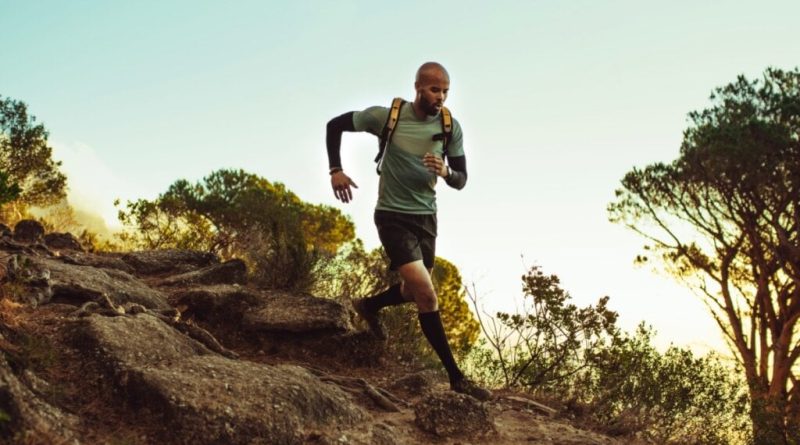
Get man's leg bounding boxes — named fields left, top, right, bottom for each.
left=399, top=260, right=492, bottom=400
left=398, top=260, right=464, bottom=384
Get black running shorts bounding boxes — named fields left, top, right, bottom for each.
left=374, top=210, right=437, bottom=270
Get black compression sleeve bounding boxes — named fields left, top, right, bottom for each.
left=326, top=112, right=356, bottom=169
left=444, top=155, right=467, bottom=190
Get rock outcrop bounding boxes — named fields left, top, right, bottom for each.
left=9, top=254, right=171, bottom=310
left=241, top=290, right=353, bottom=333
left=0, top=228, right=631, bottom=445
left=76, top=313, right=366, bottom=444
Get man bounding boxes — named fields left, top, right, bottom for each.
left=325, top=62, right=491, bottom=401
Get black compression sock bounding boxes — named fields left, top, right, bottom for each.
left=418, top=310, right=464, bottom=384
left=364, top=283, right=406, bottom=312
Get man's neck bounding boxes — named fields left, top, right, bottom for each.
left=411, top=101, right=428, bottom=120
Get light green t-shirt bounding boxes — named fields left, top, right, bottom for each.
left=353, top=102, right=464, bottom=214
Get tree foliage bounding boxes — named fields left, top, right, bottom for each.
left=608, top=67, right=800, bottom=444
left=117, top=169, right=355, bottom=291
left=0, top=170, right=21, bottom=206
left=0, top=95, right=67, bottom=220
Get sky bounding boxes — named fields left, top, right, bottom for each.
left=2, top=0, right=798, bottom=355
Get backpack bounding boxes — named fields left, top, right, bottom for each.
left=374, top=97, right=453, bottom=174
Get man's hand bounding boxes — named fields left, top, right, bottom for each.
left=423, top=153, right=448, bottom=177
left=331, top=171, right=358, bottom=203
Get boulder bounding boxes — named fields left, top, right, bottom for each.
left=13, top=255, right=170, bottom=310
left=157, top=259, right=247, bottom=287
left=414, top=392, right=495, bottom=438
left=242, top=291, right=353, bottom=333
left=119, top=249, right=219, bottom=276
left=12, top=219, right=44, bottom=244
left=0, top=355, right=81, bottom=444
left=0, top=223, right=11, bottom=238
left=170, top=284, right=261, bottom=323
left=76, top=313, right=366, bottom=445
left=44, top=232, right=84, bottom=252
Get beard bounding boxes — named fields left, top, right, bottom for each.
left=421, top=97, right=442, bottom=116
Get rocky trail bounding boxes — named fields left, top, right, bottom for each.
left=0, top=220, right=632, bottom=445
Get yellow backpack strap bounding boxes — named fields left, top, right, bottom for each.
left=375, top=97, right=405, bottom=174
left=440, top=106, right=453, bottom=158
left=386, top=97, right=404, bottom=134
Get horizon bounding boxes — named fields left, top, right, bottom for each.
left=3, top=0, right=799, bottom=356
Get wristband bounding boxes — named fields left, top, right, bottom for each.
left=329, top=167, right=343, bottom=175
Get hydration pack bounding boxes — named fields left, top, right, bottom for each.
left=374, top=97, right=453, bottom=174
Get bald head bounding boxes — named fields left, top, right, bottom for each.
left=416, top=62, right=450, bottom=84
left=413, top=62, right=451, bottom=117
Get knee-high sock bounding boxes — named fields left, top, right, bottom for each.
left=364, top=283, right=406, bottom=312
left=418, top=310, right=464, bottom=384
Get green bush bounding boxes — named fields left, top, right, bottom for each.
left=117, top=169, right=354, bottom=292
left=466, top=265, right=750, bottom=444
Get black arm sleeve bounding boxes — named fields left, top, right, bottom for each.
left=444, top=155, right=468, bottom=190
left=326, top=112, right=356, bottom=169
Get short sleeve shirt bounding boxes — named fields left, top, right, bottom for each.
left=353, top=103, right=464, bottom=214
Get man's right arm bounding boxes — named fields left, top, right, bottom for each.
left=326, top=112, right=359, bottom=203
left=326, top=111, right=356, bottom=171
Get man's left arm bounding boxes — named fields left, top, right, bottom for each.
left=423, top=152, right=467, bottom=189
left=444, top=155, right=467, bottom=190
left=443, top=118, right=467, bottom=190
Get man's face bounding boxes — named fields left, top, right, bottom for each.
left=415, top=71, right=450, bottom=116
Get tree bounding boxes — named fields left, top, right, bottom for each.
left=118, top=169, right=355, bottom=291
left=608, top=67, right=800, bottom=444
left=0, top=95, right=67, bottom=220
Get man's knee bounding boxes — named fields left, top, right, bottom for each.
left=398, top=260, right=438, bottom=311
left=406, top=282, right=437, bottom=312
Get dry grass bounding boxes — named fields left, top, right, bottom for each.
left=0, top=294, right=24, bottom=327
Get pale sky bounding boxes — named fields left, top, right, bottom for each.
left=2, top=0, right=798, bottom=354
